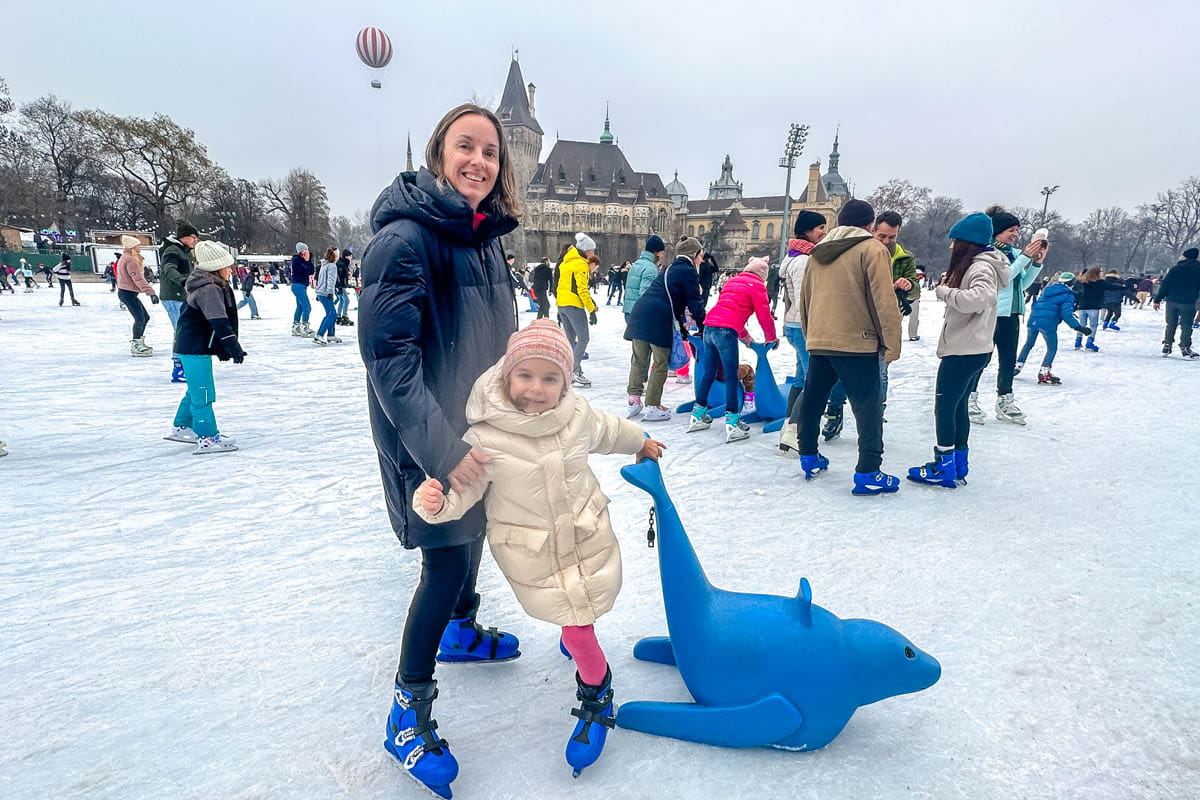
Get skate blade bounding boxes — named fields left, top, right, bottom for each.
left=435, top=649, right=522, bottom=664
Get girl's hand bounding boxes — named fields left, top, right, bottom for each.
left=448, top=447, right=491, bottom=493
left=418, top=478, right=446, bottom=515
left=638, top=438, right=666, bottom=462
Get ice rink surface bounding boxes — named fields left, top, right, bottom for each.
left=3, top=281, right=1197, bottom=799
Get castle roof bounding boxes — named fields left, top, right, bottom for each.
left=496, top=58, right=543, bottom=134
left=723, top=207, right=749, bottom=232
left=686, top=196, right=794, bottom=216
left=529, top=139, right=668, bottom=206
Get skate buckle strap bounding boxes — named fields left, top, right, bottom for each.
left=465, top=621, right=502, bottom=660
left=570, top=692, right=616, bottom=744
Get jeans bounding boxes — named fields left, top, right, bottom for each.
left=559, top=306, right=589, bottom=372
left=696, top=326, right=742, bottom=414
left=1164, top=301, right=1196, bottom=348
left=291, top=282, right=311, bottom=323
left=1018, top=322, right=1060, bottom=368
left=397, top=537, right=485, bottom=685
left=335, top=289, right=350, bottom=317
left=1077, top=309, right=1100, bottom=340
left=784, top=325, right=809, bottom=388
left=118, top=289, right=150, bottom=338
left=173, top=354, right=218, bottom=437
left=163, top=299, right=183, bottom=358
left=236, top=290, right=259, bottom=317
left=58, top=279, right=76, bottom=303
left=935, top=354, right=990, bottom=450
left=792, top=353, right=884, bottom=473
left=828, top=355, right=888, bottom=409
left=628, top=339, right=670, bottom=406
left=316, top=295, right=338, bottom=337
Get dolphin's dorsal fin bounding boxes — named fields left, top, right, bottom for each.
left=796, top=577, right=813, bottom=627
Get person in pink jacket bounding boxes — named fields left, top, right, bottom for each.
left=687, top=255, right=778, bottom=442
left=115, top=234, right=160, bottom=357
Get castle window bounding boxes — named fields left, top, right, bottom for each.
left=687, top=225, right=695, bottom=236
left=558, top=166, right=566, bottom=180
left=766, top=223, right=775, bottom=240
left=561, top=213, right=569, bottom=226
left=622, top=216, right=630, bottom=231
left=751, top=220, right=760, bottom=240
left=698, top=225, right=705, bottom=235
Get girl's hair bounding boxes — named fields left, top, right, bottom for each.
left=424, top=103, right=521, bottom=220
left=587, top=255, right=601, bottom=266
left=944, top=240, right=987, bottom=288
left=557, top=241, right=575, bottom=261
left=1079, top=266, right=1102, bottom=282
left=324, top=246, right=338, bottom=263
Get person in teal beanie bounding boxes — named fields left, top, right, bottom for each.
left=1015, top=272, right=1092, bottom=385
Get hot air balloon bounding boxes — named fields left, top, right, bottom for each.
left=355, top=27, right=393, bottom=89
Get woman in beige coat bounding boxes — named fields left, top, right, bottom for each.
left=415, top=319, right=663, bottom=777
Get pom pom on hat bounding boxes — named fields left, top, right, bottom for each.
left=501, top=319, right=575, bottom=384
left=743, top=256, right=769, bottom=280
left=575, top=232, right=597, bottom=252
left=194, top=240, right=235, bottom=272
left=676, top=235, right=702, bottom=259
left=948, top=213, right=996, bottom=246
left=987, top=207, right=1021, bottom=237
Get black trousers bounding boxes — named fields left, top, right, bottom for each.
left=970, top=315, right=1020, bottom=396
left=936, top=354, right=991, bottom=450
left=117, top=289, right=149, bottom=338
left=397, top=537, right=484, bottom=685
left=1103, top=302, right=1122, bottom=323
left=792, top=354, right=883, bottom=473
left=535, top=294, right=551, bottom=319
left=59, top=279, right=76, bottom=303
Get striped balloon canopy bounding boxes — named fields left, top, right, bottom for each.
left=355, top=27, right=393, bottom=70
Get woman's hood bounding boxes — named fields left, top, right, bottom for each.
left=974, top=248, right=1012, bottom=289
left=369, top=167, right=518, bottom=244
left=465, top=361, right=579, bottom=438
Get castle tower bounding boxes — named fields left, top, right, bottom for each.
left=496, top=56, right=543, bottom=263
left=708, top=155, right=743, bottom=201
left=821, top=130, right=849, bottom=201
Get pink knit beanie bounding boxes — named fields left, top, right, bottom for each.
left=743, top=256, right=769, bottom=281
left=501, top=319, right=574, bottom=381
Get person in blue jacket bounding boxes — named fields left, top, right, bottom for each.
left=622, top=234, right=665, bottom=323
left=1015, top=271, right=1093, bottom=385
left=358, top=103, right=522, bottom=799
left=289, top=243, right=315, bottom=337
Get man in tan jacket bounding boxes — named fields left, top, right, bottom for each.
left=788, top=199, right=903, bottom=495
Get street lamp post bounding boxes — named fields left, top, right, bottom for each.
left=771, top=122, right=809, bottom=308
left=1040, top=185, right=1060, bottom=227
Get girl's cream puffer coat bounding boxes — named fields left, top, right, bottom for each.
left=413, top=360, right=645, bottom=627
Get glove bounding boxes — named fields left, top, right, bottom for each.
left=1077, top=325, right=1092, bottom=337
left=233, top=352, right=245, bottom=365
left=895, top=288, right=912, bottom=316
left=150, top=294, right=160, bottom=304
left=589, top=310, right=598, bottom=326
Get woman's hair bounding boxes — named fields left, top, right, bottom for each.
left=944, top=240, right=987, bottom=288
left=424, top=103, right=521, bottom=219
left=557, top=241, right=575, bottom=262
left=324, top=246, right=338, bottom=263
left=1079, top=266, right=1102, bottom=282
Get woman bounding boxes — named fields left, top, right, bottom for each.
left=555, top=233, right=599, bottom=387
left=165, top=240, right=245, bottom=454
left=289, top=243, right=315, bottom=337
left=1073, top=266, right=1105, bottom=351
left=624, top=235, right=708, bottom=422
left=313, top=246, right=340, bottom=345
left=335, top=248, right=353, bottom=325
left=359, top=103, right=522, bottom=799
left=777, top=210, right=827, bottom=454
left=908, top=213, right=1009, bottom=487
left=236, top=267, right=260, bottom=320
left=53, top=254, right=79, bottom=306
left=115, top=235, right=159, bottom=357
left=1101, top=270, right=1127, bottom=331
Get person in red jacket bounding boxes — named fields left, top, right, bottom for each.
left=687, top=255, right=777, bottom=442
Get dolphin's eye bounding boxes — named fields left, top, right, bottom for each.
left=904, top=647, right=915, bottom=659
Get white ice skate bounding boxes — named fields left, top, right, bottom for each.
left=572, top=370, right=592, bottom=388
left=312, top=335, right=328, bottom=346
left=626, top=395, right=644, bottom=419
left=967, top=392, right=986, bottom=425
left=778, top=421, right=799, bottom=456
left=725, top=415, right=750, bottom=443
left=995, top=394, right=1027, bottom=425
left=130, top=338, right=154, bottom=358
left=194, top=434, right=239, bottom=454
left=291, top=323, right=306, bottom=337
left=643, top=405, right=672, bottom=422
left=164, top=426, right=199, bottom=443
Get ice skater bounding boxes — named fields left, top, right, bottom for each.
left=289, top=243, right=315, bottom=337
left=312, top=246, right=341, bottom=345
left=115, top=235, right=159, bottom=357
left=1153, top=248, right=1200, bottom=358
left=415, top=320, right=664, bottom=778
left=52, top=254, right=79, bottom=306
left=164, top=241, right=245, bottom=454
left=1015, top=272, right=1092, bottom=384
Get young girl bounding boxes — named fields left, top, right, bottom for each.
left=414, top=319, right=664, bottom=778
left=688, top=255, right=777, bottom=442
left=1073, top=266, right=1105, bottom=351
left=1015, top=272, right=1092, bottom=385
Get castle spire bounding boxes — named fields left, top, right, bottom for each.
left=405, top=132, right=415, bottom=173
left=600, top=102, right=614, bottom=145
left=828, top=125, right=841, bottom=174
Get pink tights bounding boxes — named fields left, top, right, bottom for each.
left=561, top=624, right=608, bottom=685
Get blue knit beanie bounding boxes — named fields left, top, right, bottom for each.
left=948, top=213, right=995, bottom=246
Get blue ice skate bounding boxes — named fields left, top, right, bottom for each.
left=852, top=471, right=900, bottom=495
left=385, top=680, right=458, bottom=799
left=565, top=668, right=615, bottom=777
left=954, top=448, right=969, bottom=485
left=800, top=453, right=829, bottom=480
left=171, top=358, right=187, bottom=383
left=906, top=451, right=958, bottom=489
left=436, top=597, right=520, bottom=664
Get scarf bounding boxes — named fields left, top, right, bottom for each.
left=994, top=241, right=1017, bottom=263
left=787, top=238, right=816, bottom=258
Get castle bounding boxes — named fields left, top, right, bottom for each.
left=496, top=57, right=849, bottom=267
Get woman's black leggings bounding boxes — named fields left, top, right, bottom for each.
left=59, top=279, right=76, bottom=303
left=397, top=537, right=485, bottom=685
left=936, top=353, right=991, bottom=450
left=117, top=289, right=149, bottom=338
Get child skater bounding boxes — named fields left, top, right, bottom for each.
left=414, top=319, right=665, bottom=778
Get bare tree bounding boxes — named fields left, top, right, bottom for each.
left=1147, top=176, right=1200, bottom=254
left=866, top=178, right=932, bottom=220
left=899, top=195, right=963, bottom=276
left=331, top=209, right=373, bottom=253
left=19, top=95, right=92, bottom=235
left=261, top=168, right=334, bottom=251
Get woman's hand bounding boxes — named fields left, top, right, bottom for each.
left=448, top=447, right=491, bottom=494
left=418, top=478, right=446, bottom=515
left=1023, top=241, right=1048, bottom=260
left=637, top=438, right=666, bottom=462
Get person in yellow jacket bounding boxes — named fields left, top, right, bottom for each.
left=414, top=319, right=664, bottom=776
left=555, top=232, right=599, bottom=386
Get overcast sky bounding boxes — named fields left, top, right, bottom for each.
left=7, top=0, right=1199, bottom=225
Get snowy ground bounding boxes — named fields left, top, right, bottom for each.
left=3, top=281, right=1198, bottom=799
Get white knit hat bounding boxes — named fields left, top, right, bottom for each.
left=194, top=240, right=235, bottom=272
left=120, top=234, right=140, bottom=248
left=575, top=232, right=597, bottom=252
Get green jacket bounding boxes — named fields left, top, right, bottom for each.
left=891, top=242, right=920, bottom=300
left=158, top=237, right=194, bottom=302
